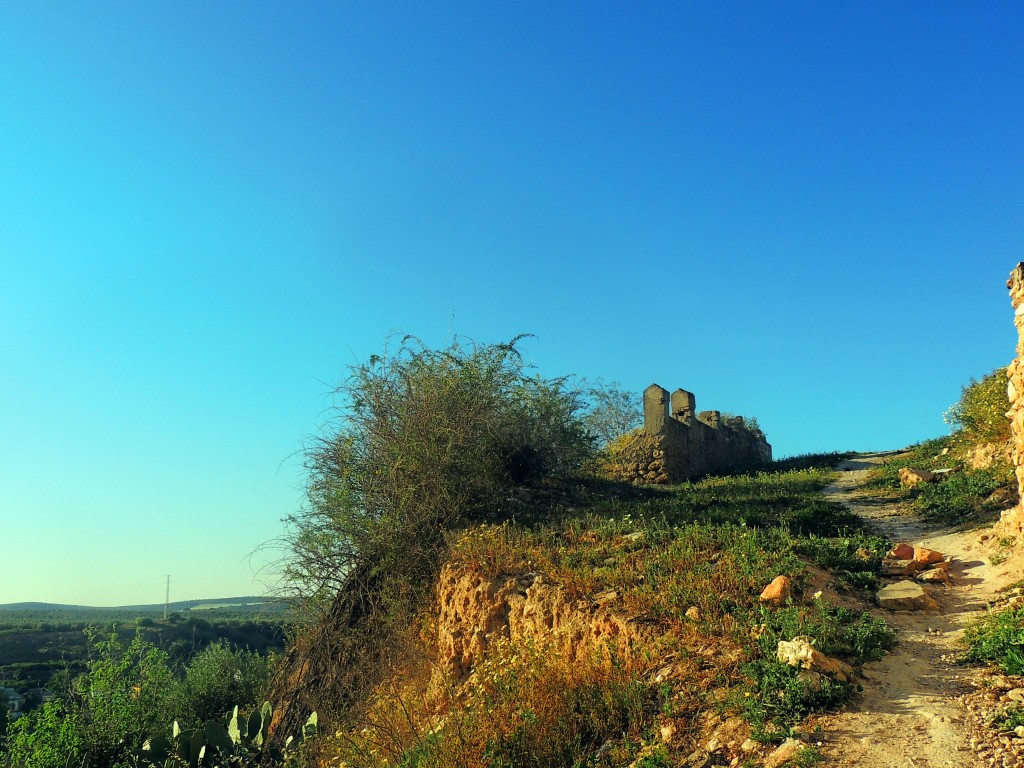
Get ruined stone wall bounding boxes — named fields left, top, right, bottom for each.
left=606, top=383, right=771, bottom=484
left=999, top=263, right=1024, bottom=535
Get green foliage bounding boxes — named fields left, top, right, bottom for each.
left=753, top=604, right=896, bottom=665
left=739, top=601, right=895, bottom=741
left=914, top=465, right=1015, bottom=524
left=4, top=633, right=274, bottom=768
left=962, top=605, right=1024, bottom=674
left=944, top=369, right=1011, bottom=447
left=161, top=643, right=273, bottom=731
left=993, top=704, right=1024, bottom=732
left=868, top=436, right=1015, bottom=525
left=286, top=335, right=596, bottom=605
left=740, top=658, right=849, bottom=741
left=581, top=381, right=642, bottom=448
left=4, top=699, right=85, bottom=768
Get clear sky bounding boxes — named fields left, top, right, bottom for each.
left=2, top=2, right=1021, bottom=605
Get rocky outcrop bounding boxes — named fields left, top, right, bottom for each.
left=1001, top=263, right=1024, bottom=535
left=435, top=564, right=649, bottom=679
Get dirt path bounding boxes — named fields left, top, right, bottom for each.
left=817, top=453, right=1024, bottom=768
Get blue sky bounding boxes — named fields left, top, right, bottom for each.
left=1, top=2, right=1021, bottom=605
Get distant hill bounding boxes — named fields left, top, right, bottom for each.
left=0, top=596, right=289, bottom=613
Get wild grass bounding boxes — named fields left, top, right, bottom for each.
left=962, top=605, right=1024, bottom=675
left=866, top=436, right=1015, bottom=526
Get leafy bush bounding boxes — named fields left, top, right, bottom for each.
left=6, top=631, right=174, bottom=768
left=4, top=633, right=273, bottom=768
left=162, top=642, right=273, bottom=730
left=4, top=699, right=85, bottom=768
left=944, top=369, right=1011, bottom=447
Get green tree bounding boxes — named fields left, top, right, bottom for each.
left=582, top=381, right=642, bottom=447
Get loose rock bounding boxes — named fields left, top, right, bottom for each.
left=876, top=580, right=939, bottom=611
left=899, top=467, right=935, bottom=487
left=777, top=636, right=855, bottom=683
left=759, top=575, right=792, bottom=605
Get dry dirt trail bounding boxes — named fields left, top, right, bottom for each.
left=817, top=453, right=1024, bottom=768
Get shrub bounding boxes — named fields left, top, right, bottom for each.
left=5, top=631, right=175, bottom=768
left=4, top=699, right=85, bottom=768
left=273, top=336, right=596, bottom=733
left=581, top=381, right=642, bottom=448
left=162, top=642, right=274, bottom=730
left=944, top=369, right=1011, bottom=448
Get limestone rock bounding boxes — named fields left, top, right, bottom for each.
left=917, top=569, right=950, bottom=584
left=776, top=636, right=854, bottom=683
left=759, top=575, right=792, bottom=605
left=881, top=558, right=924, bottom=577
left=899, top=467, right=935, bottom=487
left=764, top=738, right=802, bottom=768
left=876, top=580, right=938, bottom=611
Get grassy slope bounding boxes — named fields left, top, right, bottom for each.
left=320, top=457, right=896, bottom=768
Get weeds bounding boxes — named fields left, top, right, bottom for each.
left=962, top=606, right=1024, bottom=674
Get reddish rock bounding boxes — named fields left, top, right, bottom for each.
left=914, top=547, right=945, bottom=565
left=890, top=542, right=915, bottom=559
left=759, top=575, right=792, bottom=605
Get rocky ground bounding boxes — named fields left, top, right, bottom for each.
left=817, top=453, right=1024, bottom=768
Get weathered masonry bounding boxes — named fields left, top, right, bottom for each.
left=606, top=383, right=772, bottom=484
left=1000, top=264, right=1024, bottom=535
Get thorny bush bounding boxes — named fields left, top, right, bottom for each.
left=272, top=336, right=596, bottom=734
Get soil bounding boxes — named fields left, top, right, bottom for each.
left=816, top=452, right=1024, bottom=768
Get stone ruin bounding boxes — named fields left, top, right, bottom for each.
left=1000, top=263, right=1024, bottom=535
left=606, top=383, right=772, bottom=484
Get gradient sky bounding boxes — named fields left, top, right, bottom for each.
left=2, top=2, right=1022, bottom=605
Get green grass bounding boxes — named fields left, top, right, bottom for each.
left=866, top=437, right=1015, bottom=526
left=962, top=605, right=1024, bottom=674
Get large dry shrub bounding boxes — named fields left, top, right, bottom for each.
left=271, top=336, right=595, bottom=734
